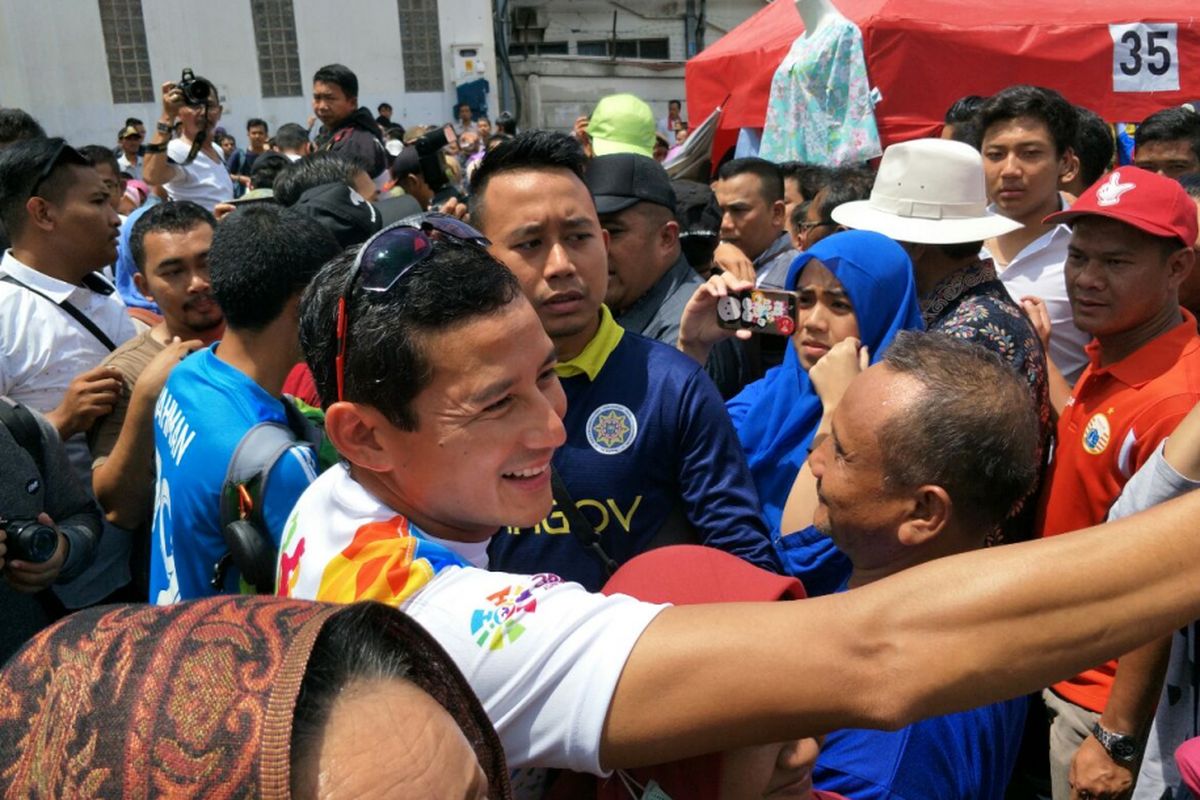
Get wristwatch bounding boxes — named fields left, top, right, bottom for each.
left=1091, top=721, right=1140, bottom=764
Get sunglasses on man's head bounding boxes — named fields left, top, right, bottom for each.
left=334, top=213, right=491, bottom=402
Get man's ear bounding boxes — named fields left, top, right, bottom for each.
left=24, top=197, right=56, bottom=234
left=1059, top=146, right=1080, bottom=185
left=771, top=199, right=787, bottom=229
left=659, top=219, right=680, bottom=252
left=896, top=485, right=952, bottom=547
left=1167, top=245, right=1196, bottom=292
left=133, top=270, right=153, bottom=302
left=324, top=401, right=398, bottom=474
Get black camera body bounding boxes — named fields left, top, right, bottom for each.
left=178, top=68, right=216, bottom=108
left=3, top=517, right=57, bottom=564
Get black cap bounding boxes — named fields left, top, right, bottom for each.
left=586, top=153, right=677, bottom=215
left=290, top=182, right=422, bottom=249
left=672, top=179, right=721, bottom=239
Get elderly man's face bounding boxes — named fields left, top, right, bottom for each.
left=808, top=364, right=918, bottom=570
left=368, top=297, right=567, bottom=541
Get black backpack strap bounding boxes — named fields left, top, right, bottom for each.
left=0, top=397, right=45, bottom=476
left=1, top=274, right=118, bottom=351
left=550, top=466, right=619, bottom=577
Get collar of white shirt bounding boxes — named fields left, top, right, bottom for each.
left=0, top=249, right=109, bottom=305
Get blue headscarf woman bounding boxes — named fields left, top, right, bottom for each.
left=727, top=231, right=924, bottom=558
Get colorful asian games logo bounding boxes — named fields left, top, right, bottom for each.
left=470, top=573, right=562, bottom=650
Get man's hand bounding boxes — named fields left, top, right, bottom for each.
left=3, top=513, right=68, bottom=593
left=1021, top=295, right=1052, bottom=351
left=712, top=242, right=757, bottom=284
left=677, top=271, right=754, bottom=365
left=47, top=364, right=124, bottom=439
left=213, top=202, right=237, bottom=222
left=135, top=338, right=202, bottom=401
left=1069, top=734, right=1135, bottom=800
left=160, top=80, right=186, bottom=122
left=808, top=337, right=868, bottom=411
left=437, top=197, right=469, bottom=221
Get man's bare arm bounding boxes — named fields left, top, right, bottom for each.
left=601, top=488, right=1200, bottom=769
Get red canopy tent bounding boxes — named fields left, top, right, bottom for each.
left=687, top=0, right=1200, bottom=159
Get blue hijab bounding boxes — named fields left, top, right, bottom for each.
left=727, top=230, right=924, bottom=532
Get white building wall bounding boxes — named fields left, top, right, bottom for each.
left=504, top=0, right=763, bottom=131
left=0, top=0, right=497, bottom=148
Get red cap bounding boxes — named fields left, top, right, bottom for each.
left=601, top=545, right=806, bottom=605
left=1045, top=166, right=1199, bottom=247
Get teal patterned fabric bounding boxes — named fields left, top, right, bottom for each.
left=759, top=18, right=882, bottom=166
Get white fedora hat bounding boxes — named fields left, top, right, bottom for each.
left=832, top=138, right=1023, bottom=244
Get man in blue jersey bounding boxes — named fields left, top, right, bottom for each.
left=779, top=332, right=1039, bottom=798
left=466, top=131, right=778, bottom=590
left=149, top=205, right=340, bottom=604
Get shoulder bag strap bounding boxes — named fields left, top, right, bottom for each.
left=1, top=274, right=118, bottom=351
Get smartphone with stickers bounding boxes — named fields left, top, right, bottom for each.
left=715, top=289, right=798, bottom=336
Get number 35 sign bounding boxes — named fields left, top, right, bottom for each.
left=1109, top=23, right=1180, bottom=92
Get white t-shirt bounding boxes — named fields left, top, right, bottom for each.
left=277, top=464, right=667, bottom=775
left=164, top=139, right=234, bottom=211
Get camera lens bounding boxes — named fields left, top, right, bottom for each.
left=9, top=520, right=58, bottom=564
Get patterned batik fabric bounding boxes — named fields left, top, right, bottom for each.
left=922, top=258, right=1053, bottom=544
left=0, top=596, right=334, bottom=799
left=759, top=17, right=882, bottom=167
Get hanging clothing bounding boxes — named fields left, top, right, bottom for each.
left=727, top=230, right=924, bottom=533
left=759, top=17, right=882, bottom=166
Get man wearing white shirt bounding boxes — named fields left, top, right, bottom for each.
left=979, top=85, right=1092, bottom=384
left=0, top=137, right=138, bottom=609
left=142, top=76, right=234, bottom=212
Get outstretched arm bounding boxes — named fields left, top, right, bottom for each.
left=601, top=487, right=1200, bottom=769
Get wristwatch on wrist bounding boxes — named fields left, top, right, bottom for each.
left=156, top=121, right=174, bottom=135
left=1091, top=721, right=1140, bottom=764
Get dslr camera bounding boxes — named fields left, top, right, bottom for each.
left=178, top=68, right=216, bottom=107
left=2, top=516, right=58, bottom=564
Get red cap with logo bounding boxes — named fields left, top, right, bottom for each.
left=1045, top=166, right=1199, bottom=247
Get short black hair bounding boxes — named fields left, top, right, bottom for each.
left=0, top=137, right=83, bottom=239
left=273, top=151, right=364, bottom=206
left=1075, top=106, right=1116, bottom=189
left=313, top=64, right=358, bottom=99
left=778, top=162, right=833, bottom=203
left=944, top=95, right=987, bottom=126
left=495, top=111, right=517, bottom=136
left=250, top=151, right=290, bottom=191
left=979, top=85, right=1078, bottom=157
left=78, top=144, right=120, bottom=176
left=300, top=238, right=523, bottom=429
left=879, top=331, right=1040, bottom=533
left=716, top=157, right=784, bottom=205
left=275, top=122, right=310, bottom=151
left=123, top=117, right=143, bottom=128
left=1136, top=106, right=1200, bottom=164
left=377, top=102, right=392, bottom=113
left=669, top=99, right=681, bottom=109
left=128, top=201, right=216, bottom=273
left=209, top=204, right=341, bottom=331
left=0, top=108, right=46, bottom=148
left=468, top=130, right=587, bottom=231
left=246, top=118, right=268, bottom=133
left=812, top=166, right=874, bottom=222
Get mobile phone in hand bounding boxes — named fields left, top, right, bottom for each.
left=716, top=289, right=798, bottom=336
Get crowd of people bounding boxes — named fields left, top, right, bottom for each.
left=2, top=55, right=1200, bottom=800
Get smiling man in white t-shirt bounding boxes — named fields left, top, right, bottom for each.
left=278, top=212, right=1200, bottom=796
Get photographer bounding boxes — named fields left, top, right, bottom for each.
left=142, top=73, right=234, bottom=212
left=0, top=398, right=100, bottom=662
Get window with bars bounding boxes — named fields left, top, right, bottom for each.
left=397, top=0, right=445, bottom=92
left=251, top=0, right=303, bottom=97
left=98, top=0, right=154, bottom=104
left=577, top=38, right=672, bottom=60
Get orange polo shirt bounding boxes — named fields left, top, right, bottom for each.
left=1037, top=309, right=1200, bottom=712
